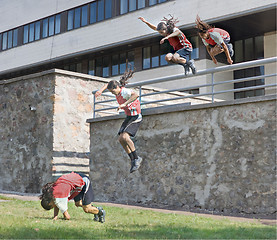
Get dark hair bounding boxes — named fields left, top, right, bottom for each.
left=157, top=15, right=179, bottom=34
left=195, top=15, right=213, bottom=34
left=107, top=61, right=135, bottom=89
left=39, top=182, right=55, bottom=210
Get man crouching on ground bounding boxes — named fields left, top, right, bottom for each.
left=40, top=172, right=106, bottom=223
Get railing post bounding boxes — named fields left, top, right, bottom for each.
left=139, top=86, right=142, bottom=103
left=211, top=73, right=214, bottom=103
left=93, top=93, right=96, bottom=118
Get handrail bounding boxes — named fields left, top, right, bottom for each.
left=92, top=57, right=277, bottom=117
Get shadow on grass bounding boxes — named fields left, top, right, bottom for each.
left=0, top=223, right=276, bottom=239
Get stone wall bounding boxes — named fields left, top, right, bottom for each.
left=0, top=74, right=54, bottom=193
left=88, top=95, right=276, bottom=214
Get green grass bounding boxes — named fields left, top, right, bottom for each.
left=0, top=197, right=275, bottom=239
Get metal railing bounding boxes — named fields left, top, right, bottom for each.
left=92, top=57, right=277, bottom=118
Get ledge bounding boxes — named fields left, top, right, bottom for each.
left=87, top=94, right=277, bottom=123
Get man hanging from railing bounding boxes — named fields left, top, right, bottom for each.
left=95, top=64, right=143, bottom=173
left=195, top=15, right=234, bottom=65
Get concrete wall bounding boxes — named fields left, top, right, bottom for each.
left=88, top=95, right=276, bottom=214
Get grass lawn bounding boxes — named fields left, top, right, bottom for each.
left=0, top=196, right=275, bottom=239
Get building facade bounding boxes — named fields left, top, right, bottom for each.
left=0, top=0, right=276, bottom=100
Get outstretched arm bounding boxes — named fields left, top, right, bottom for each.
left=138, top=17, right=157, bottom=31
left=95, top=83, right=108, bottom=98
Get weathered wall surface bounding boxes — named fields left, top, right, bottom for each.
left=88, top=96, right=276, bottom=214
left=0, top=74, right=54, bottom=193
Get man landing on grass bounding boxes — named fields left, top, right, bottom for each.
left=40, top=172, right=106, bottom=223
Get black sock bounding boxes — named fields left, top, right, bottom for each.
left=131, top=150, right=138, bottom=160
left=128, top=153, right=134, bottom=161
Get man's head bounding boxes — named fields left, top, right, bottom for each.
left=107, top=80, right=121, bottom=95
left=39, top=182, right=55, bottom=210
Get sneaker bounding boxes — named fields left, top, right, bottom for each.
left=97, top=207, right=106, bottom=223
left=179, top=63, right=190, bottom=75
left=187, top=60, right=197, bottom=74
left=130, top=156, right=143, bottom=173
left=93, top=206, right=102, bottom=222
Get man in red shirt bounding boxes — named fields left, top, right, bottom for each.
left=139, top=15, right=196, bottom=75
left=95, top=67, right=143, bottom=173
left=195, top=15, right=234, bottom=65
left=40, top=172, right=106, bottom=223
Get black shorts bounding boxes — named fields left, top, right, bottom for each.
left=74, top=173, right=94, bottom=206
left=175, top=48, right=191, bottom=62
left=118, top=114, right=142, bottom=137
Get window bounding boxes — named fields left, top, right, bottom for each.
left=120, top=0, right=128, bottom=14
left=55, top=14, right=61, bottom=34
left=143, top=47, right=151, bottom=69
left=42, top=19, right=48, bottom=38
left=68, top=10, right=74, bottom=30
left=120, top=53, right=127, bottom=74
left=149, top=0, right=157, bottom=6
left=138, top=0, right=145, bottom=9
left=98, top=0, right=104, bottom=21
left=74, top=7, right=81, bottom=29
left=23, top=26, right=29, bottom=44
left=129, top=0, right=136, bottom=11
left=29, top=23, right=35, bottom=42
left=7, top=30, right=13, bottom=49
left=81, top=5, right=88, bottom=26
left=234, top=36, right=265, bottom=99
left=112, top=55, right=119, bottom=76
left=105, top=0, right=112, bottom=19
left=35, top=21, right=40, bottom=40
left=190, top=36, right=199, bottom=60
left=2, top=32, right=7, bottom=50
left=49, top=16, right=55, bottom=36
left=88, top=60, right=95, bottom=75
left=151, top=45, right=159, bottom=68
left=13, top=29, right=18, bottom=47
left=90, top=2, right=97, bottom=24
left=103, top=56, right=110, bottom=77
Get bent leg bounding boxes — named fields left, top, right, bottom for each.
left=118, top=132, right=136, bottom=154
left=82, top=204, right=99, bottom=214
left=210, top=45, right=224, bottom=57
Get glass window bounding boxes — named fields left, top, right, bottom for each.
left=49, top=16, right=55, bottom=36
left=55, top=14, right=61, bottom=34
left=120, top=53, right=127, bottom=74
left=120, top=0, right=128, bottom=14
left=143, top=47, right=151, bottom=69
left=29, top=23, right=35, bottom=42
left=68, top=10, right=74, bottom=30
left=23, top=26, right=28, bottom=44
left=103, top=56, right=110, bottom=77
left=98, top=0, right=104, bottom=21
left=81, top=5, right=88, bottom=26
left=255, top=36, right=264, bottom=59
left=74, top=7, right=81, bottom=28
left=69, top=64, right=76, bottom=72
left=127, top=51, right=135, bottom=70
left=90, top=2, right=97, bottom=23
left=159, top=0, right=167, bottom=2
left=138, top=0, right=145, bottom=9
left=13, top=29, right=18, bottom=47
left=129, top=0, right=136, bottom=11
left=234, top=40, right=243, bottom=63
left=160, top=42, right=169, bottom=66
left=2, top=32, right=7, bottom=49
left=35, top=21, right=40, bottom=40
left=42, top=19, right=48, bottom=38
left=105, top=0, right=112, bottom=19
left=112, top=55, right=119, bottom=76
left=7, top=30, right=13, bottom=49
left=149, top=0, right=157, bottom=6
left=88, top=60, right=95, bottom=75
left=95, top=58, right=102, bottom=76
left=245, top=38, right=254, bottom=61
left=190, top=36, right=199, bottom=59
left=151, top=45, right=159, bottom=67
left=76, top=63, right=82, bottom=72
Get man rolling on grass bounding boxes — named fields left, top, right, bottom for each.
left=40, top=172, right=106, bottom=223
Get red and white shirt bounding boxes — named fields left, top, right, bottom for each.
left=168, top=27, right=192, bottom=51
left=116, top=87, right=141, bottom=116
left=202, top=28, right=230, bottom=46
left=52, top=172, right=85, bottom=213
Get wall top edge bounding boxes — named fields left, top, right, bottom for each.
left=87, top=94, right=277, bottom=123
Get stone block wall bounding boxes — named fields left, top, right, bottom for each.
left=88, top=95, right=276, bottom=214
